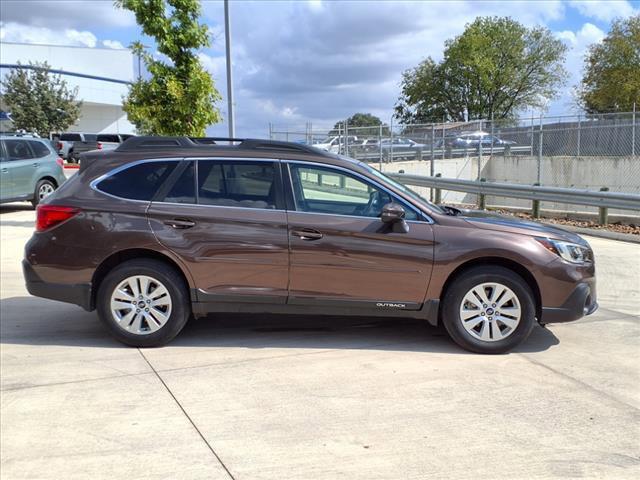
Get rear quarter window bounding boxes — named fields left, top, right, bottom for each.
left=27, top=140, right=52, bottom=158
left=96, top=161, right=178, bottom=201
left=97, top=134, right=120, bottom=143
left=60, top=133, right=81, bottom=141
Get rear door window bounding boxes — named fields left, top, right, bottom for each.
left=27, top=140, right=52, bottom=158
left=196, top=160, right=278, bottom=209
left=83, top=134, right=97, bottom=142
left=97, top=161, right=178, bottom=201
left=4, top=139, right=35, bottom=161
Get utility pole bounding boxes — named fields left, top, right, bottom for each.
left=224, top=0, right=235, bottom=138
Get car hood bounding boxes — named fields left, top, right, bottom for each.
left=458, top=209, right=587, bottom=245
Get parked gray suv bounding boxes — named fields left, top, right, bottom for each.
left=0, top=136, right=67, bottom=207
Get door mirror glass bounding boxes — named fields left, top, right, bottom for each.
left=381, top=203, right=409, bottom=233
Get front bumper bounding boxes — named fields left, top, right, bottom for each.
left=23, top=259, right=93, bottom=311
left=540, top=282, right=598, bottom=324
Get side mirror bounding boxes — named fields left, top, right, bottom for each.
left=381, top=203, right=409, bottom=233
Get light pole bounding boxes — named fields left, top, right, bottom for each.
left=224, top=0, right=235, bottom=138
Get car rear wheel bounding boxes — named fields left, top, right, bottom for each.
left=31, top=179, right=56, bottom=207
left=442, top=266, right=535, bottom=354
left=96, top=259, right=190, bottom=347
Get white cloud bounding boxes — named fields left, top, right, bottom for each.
left=0, top=1, right=135, bottom=29
left=102, top=39, right=125, bottom=49
left=556, top=22, right=606, bottom=111
left=568, top=0, right=638, bottom=23
left=0, top=22, right=97, bottom=48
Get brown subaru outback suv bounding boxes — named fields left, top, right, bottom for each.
left=22, top=137, right=597, bottom=353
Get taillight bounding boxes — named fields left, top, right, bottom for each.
left=97, top=142, right=103, bottom=150
left=56, top=141, right=63, bottom=151
left=56, top=158, right=64, bottom=168
left=36, top=205, right=80, bottom=232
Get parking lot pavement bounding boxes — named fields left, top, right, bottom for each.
left=1, top=204, right=639, bottom=480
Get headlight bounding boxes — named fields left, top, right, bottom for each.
left=535, top=237, right=593, bottom=264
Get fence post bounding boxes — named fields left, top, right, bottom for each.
left=532, top=182, right=540, bottom=218
left=598, top=187, right=609, bottom=225
left=478, top=119, right=483, bottom=180
left=577, top=113, right=581, bottom=158
left=389, top=117, right=394, bottom=162
left=269, top=122, right=273, bottom=140
left=378, top=124, right=383, bottom=169
left=537, top=114, right=543, bottom=185
left=434, top=173, right=442, bottom=204
left=490, top=113, right=494, bottom=157
left=430, top=124, right=435, bottom=201
left=442, top=121, right=445, bottom=160
left=633, top=102, right=636, bottom=158
left=344, top=120, right=349, bottom=157
left=478, top=177, right=486, bottom=210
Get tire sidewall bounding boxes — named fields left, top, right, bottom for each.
left=97, top=260, right=190, bottom=347
left=442, top=267, right=535, bottom=354
left=32, top=179, right=56, bottom=207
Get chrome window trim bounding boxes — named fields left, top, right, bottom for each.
left=284, top=160, right=434, bottom=224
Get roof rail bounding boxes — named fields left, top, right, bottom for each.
left=116, top=136, right=327, bottom=156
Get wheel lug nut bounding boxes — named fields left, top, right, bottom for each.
left=481, top=312, right=485, bottom=316
left=488, top=317, right=493, bottom=321
left=136, top=309, right=140, bottom=313
left=139, top=295, right=143, bottom=299
left=492, top=303, right=496, bottom=307
left=483, top=304, right=487, bottom=308
left=146, top=300, right=151, bottom=304
left=145, top=308, right=149, bottom=312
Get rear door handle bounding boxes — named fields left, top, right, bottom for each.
left=164, top=218, right=196, bottom=229
left=1, top=168, right=8, bottom=173
left=291, top=228, right=323, bottom=241
left=32, top=163, right=39, bottom=168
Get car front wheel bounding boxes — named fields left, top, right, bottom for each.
left=96, top=259, right=190, bottom=347
left=442, top=266, right=535, bottom=354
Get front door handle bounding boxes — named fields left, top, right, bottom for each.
left=291, top=228, right=323, bottom=241
left=32, top=163, right=40, bottom=168
left=1, top=168, right=8, bottom=173
left=164, top=218, right=196, bottom=229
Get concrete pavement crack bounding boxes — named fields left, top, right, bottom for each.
left=517, top=352, right=640, bottom=413
left=137, top=349, right=236, bottom=480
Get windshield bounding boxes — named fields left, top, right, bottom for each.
left=356, top=160, right=444, bottom=214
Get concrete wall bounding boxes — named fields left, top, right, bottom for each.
left=380, top=155, right=640, bottom=217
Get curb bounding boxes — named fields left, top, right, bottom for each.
left=540, top=222, right=640, bottom=244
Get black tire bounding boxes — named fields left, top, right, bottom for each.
left=31, top=179, right=57, bottom=208
left=96, top=259, right=191, bottom=347
left=441, top=266, right=535, bottom=354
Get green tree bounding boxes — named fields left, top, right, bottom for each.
left=580, top=15, right=640, bottom=113
left=330, top=113, right=389, bottom=136
left=395, top=17, right=567, bottom=123
left=1, top=62, right=81, bottom=137
left=115, top=0, right=221, bottom=135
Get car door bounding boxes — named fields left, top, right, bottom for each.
left=3, top=139, right=37, bottom=199
left=0, top=141, right=12, bottom=200
left=285, top=161, right=435, bottom=310
left=147, top=158, right=290, bottom=304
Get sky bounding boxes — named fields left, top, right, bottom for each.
left=1, top=0, right=639, bottom=137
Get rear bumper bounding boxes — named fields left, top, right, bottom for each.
left=22, top=259, right=93, bottom=311
left=540, top=282, right=597, bottom=324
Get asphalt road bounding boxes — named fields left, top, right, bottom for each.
left=1, top=203, right=639, bottom=480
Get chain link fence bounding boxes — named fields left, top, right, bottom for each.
left=269, top=109, right=640, bottom=217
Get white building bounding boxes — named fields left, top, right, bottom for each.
left=0, top=41, right=136, bottom=134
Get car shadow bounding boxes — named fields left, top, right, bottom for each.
left=0, top=203, right=34, bottom=214
left=0, top=296, right=560, bottom=354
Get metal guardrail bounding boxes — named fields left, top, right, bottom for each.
left=388, top=173, right=640, bottom=211
left=351, top=145, right=532, bottom=162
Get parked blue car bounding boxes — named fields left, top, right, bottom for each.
left=0, top=136, right=67, bottom=207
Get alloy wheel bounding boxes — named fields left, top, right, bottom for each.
left=110, top=275, right=172, bottom=335
left=459, top=282, right=521, bottom=342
